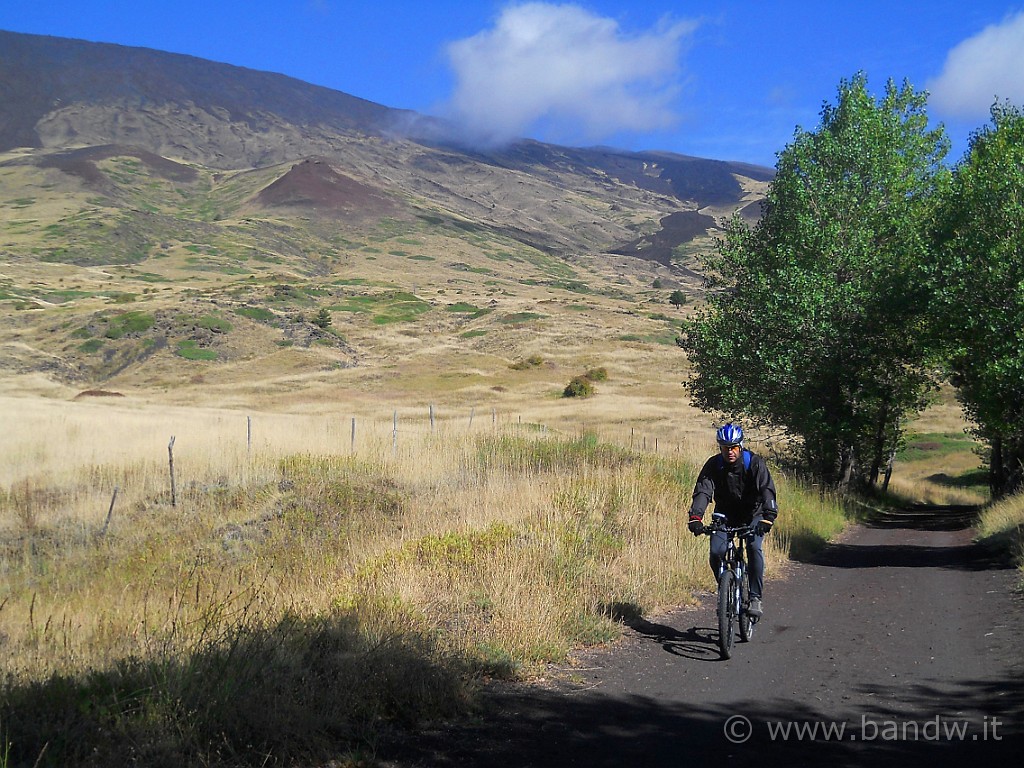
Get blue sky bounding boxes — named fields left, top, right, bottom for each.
left=2, top=1, right=1023, bottom=167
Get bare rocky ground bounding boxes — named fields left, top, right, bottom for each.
left=376, top=506, right=1024, bottom=767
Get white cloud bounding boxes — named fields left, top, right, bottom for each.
left=927, top=11, right=1024, bottom=117
left=441, top=2, right=696, bottom=146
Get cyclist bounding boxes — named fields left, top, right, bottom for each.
left=687, top=423, right=778, bottom=618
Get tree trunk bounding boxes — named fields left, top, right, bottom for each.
left=991, top=435, right=1024, bottom=499
left=882, top=446, right=897, bottom=492
left=1009, top=439, right=1024, bottom=497
left=838, top=445, right=856, bottom=492
left=869, top=399, right=892, bottom=486
left=990, top=436, right=1004, bottom=498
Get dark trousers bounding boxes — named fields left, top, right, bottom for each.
left=710, top=529, right=765, bottom=598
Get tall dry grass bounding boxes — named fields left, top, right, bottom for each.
left=977, top=492, right=1024, bottom=579
left=0, top=395, right=848, bottom=765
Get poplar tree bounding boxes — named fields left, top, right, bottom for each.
left=680, top=74, right=948, bottom=488
left=932, top=103, right=1024, bottom=497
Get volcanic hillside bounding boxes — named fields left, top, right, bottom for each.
left=0, top=29, right=773, bottom=396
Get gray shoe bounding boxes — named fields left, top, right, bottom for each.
left=747, top=598, right=763, bottom=618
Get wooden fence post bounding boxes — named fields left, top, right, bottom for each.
left=100, top=486, right=119, bottom=537
left=168, top=436, right=177, bottom=507
left=351, top=417, right=356, bottom=454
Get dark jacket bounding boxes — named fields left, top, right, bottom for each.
left=689, top=450, right=778, bottom=524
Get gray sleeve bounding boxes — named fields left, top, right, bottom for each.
left=689, top=458, right=716, bottom=518
left=753, top=456, right=778, bottom=519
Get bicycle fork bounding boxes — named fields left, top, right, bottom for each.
left=735, top=561, right=744, bottom=611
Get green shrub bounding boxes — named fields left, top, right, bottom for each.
left=510, top=355, right=544, bottom=371
left=563, top=376, right=595, bottom=398
left=104, top=311, right=155, bottom=339
left=177, top=341, right=217, bottom=360
left=446, top=302, right=480, bottom=313
left=584, top=367, right=608, bottom=382
left=197, top=314, right=233, bottom=333
left=236, top=306, right=275, bottom=323
left=312, top=307, right=333, bottom=329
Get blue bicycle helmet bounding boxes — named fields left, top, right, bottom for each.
left=716, top=423, right=744, bottom=446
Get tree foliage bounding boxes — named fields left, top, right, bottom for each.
left=563, top=375, right=595, bottom=398
left=931, top=103, right=1024, bottom=497
left=312, top=307, right=333, bottom=329
left=680, top=74, right=949, bottom=487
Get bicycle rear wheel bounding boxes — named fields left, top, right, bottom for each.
left=717, top=569, right=736, bottom=659
left=739, top=568, right=756, bottom=642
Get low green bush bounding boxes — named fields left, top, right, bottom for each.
left=563, top=376, right=595, bottom=398
left=104, top=311, right=155, bottom=339
left=177, top=341, right=217, bottom=360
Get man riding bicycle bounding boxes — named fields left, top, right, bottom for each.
left=688, top=424, right=778, bottom=618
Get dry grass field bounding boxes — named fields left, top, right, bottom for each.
left=2, top=249, right=1008, bottom=766
left=0, top=343, right=998, bottom=766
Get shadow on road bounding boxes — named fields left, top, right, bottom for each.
left=620, top=614, right=723, bottom=662
left=790, top=502, right=1015, bottom=570
left=864, top=504, right=979, bottom=531
left=382, top=672, right=1024, bottom=767
left=808, top=541, right=1013, bottom=571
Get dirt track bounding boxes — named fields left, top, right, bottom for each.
left=380, top=508, right=1024, bottom=767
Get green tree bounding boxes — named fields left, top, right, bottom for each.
left=312, top=307, right=332, bottom=330
left=680, top=74, right=949, bottom=488
left=931, top=103, right=1024, bottom=497
left=668, top=289, right=687, bottom=309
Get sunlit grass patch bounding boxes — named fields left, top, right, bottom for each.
left=898, top=431, right=981, bottom=461
left=194, top=313, right=233, bottom=333
left=499, top=311, right=544, bottom=324
left=373, top=294, right=432, bottom=324
left=446, top=302, right=492, bottom=318
left=234, top=305, right=275, bottom=322
left=102, top=310, right=155, bottom=339
left=976, top=493, right=1024, bottom=579
left=176, top=340, right=216, bottom=360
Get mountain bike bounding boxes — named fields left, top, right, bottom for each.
left=704, top=512, right=758, bottom=659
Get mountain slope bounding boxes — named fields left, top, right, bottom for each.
left=0, top=30, right=772, bottom=395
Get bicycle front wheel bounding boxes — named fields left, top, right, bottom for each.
left=717, top=569, right=736, bottom=659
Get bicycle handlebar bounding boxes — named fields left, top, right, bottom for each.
left=702, top=521, right=757, bottom=537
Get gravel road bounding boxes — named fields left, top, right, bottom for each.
left=379, top=506, right=1024, bottom=767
